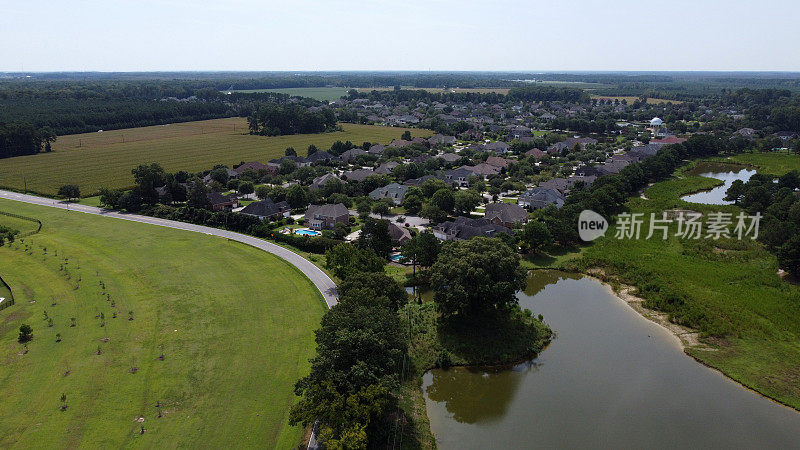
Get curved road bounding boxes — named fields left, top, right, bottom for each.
left=0, top=190, right=338, bottom=308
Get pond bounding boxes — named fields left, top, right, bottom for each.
left=422, top=271, right=800, bottom=449
left=680, top=162, right=756, bottom=205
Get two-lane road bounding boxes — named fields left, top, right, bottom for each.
left=0, top=190, right=338, bottom=308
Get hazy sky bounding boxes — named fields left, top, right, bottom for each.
left=1, top=0, right=798, bottom=72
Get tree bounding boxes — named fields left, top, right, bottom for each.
left=421, top=178, right=449, bottom=198
left=285, top=146, right=297, bottom=157
left=209, top=167, right=230, bottom=184
left=430, top=188, right=455, bottom=215
left=325, top=243, right=385, bottom=279
left=131, top=163, right=165, bottom=204
left=57, top=185, right=80, bottom=201
left=279, top=159, right=297, bottom=175
left=401, top=130, right=412, bottom=140
left=18, top=324, right=33, bottom=343
left=98, top=187, right=123, bottom=209
left=307, top=144, right=319, bottom=156
left=338, top=271, right=407, bottom=311
left=356, top=198, right=372, bottom=218
left=186, top=179, right=211, bottom=209
left=429, top=237, right=526, bottom=322
left=372, top=199, right=391, bottom=218
left=226, top=179, right=241, bottom=193
left=724, top=180, right=746, bottom=205
left=357, top=218, right=393, bottom=259
left=238, top=181, right=255, bottom=197
left=454, top=190, right=481, bottom=215
left=255, top=185, right=271, bottom=200
left=285, top=184, right=310, bottom=209
left=420, top=204, right=447, bottom=223
left=777, top=234, right=800, bottom=278
left=520, top=220, right=553, bottom=254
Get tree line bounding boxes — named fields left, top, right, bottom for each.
left=246, top=103, right=337, bottom=136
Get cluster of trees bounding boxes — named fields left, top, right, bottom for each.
left=247, top=104, right=337, bottom=136
left=507, top=86, right=590, bottom=103
left=0, top=122, right=56, bottom=159
left=725, top=171, right=800, bottom=277
left=291, top=244, right=406, bottom=448
left=0, top=224, right=17, bottom=246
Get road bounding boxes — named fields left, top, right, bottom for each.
left=0, top=190, right=338, bottom=308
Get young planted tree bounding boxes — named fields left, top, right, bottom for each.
left=18, top=324, right=33, bottom=343
left=60, top=393, right=68, bottom=411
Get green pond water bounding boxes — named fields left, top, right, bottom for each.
left=422, top=270, right=800, bottom=448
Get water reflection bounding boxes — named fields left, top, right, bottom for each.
left=681, top=163, right=756, bottom=205
left=422, top=270, right=800, bottom=449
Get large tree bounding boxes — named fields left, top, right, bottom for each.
left=325, top=243, right=385, bottom=279
left=357, top=218, right=393, bottom=259
left=429, top=237, right=526, bottom=322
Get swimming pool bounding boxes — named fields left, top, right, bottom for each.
left=390, top=254, right=405, bottom=262
left=295, top=229, right=321, bottom=236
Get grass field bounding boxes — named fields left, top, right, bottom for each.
left=575, top=155, right=800, bottom=409
left=227, top=87, right=351, bottom=102
left=589, top=95, right=682, bottom=105
left=708, top=151, right=800, bottom=175
left=356, top=86, right=511, bottom=95
left=0, top=199, right=326, bottom=448
left=0, top=118, right=430, bottom=196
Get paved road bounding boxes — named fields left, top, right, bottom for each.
left=0, top=190, right=338, bottom=308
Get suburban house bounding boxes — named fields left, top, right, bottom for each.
left=483, top=202, right=529, bottom=228
left=466, top=162, right=501, bottom=177
left=525, top=148, right=546, bottom=159
left=270, top=155, right=309, bottom=167
left=206, top=192, right=239, bottom=211
left=306, top=150, right=339, bottom=164
left=389, top=139, right=411, bottom=148
left=202, top=168, right=238, bottom=185
left=368, top=144, right=385, bottom=155
left=518, top=187, right=566, bottom=210
left=369, top=183, right=409, bottom=205
left=547, top=137, right=598, bottom=154
left=437, top=152, right=461, bottom=163
left=239, top=198, right=290, bottom=221
left=304, top=203, right=350, bottom=230
left=485, top=156, right=511, bottom=168
left=375, top=161, right=400, bottom=174
left=651, top=136, right=687, bottom=145
left=428, top=134, right=457, bottom=146
left=403, top=174, right=438, bottom=186
left=432, top=216, right=512, bottom=241
left=388, top=222, right=412, bottom=245
left=484, top=141, right=510, bottom=154
left=444, top=166, right=475, bottom=187
left=340, top=148, right=368, bottom=162
left=310, top=173, right=341, bottom=190
left=342, top=168, right=375, bottom=182
left=234, top=161, right=275, bottom=176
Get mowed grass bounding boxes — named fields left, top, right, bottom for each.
left=356, top=86, right=510, bottom=95
left=576, top=155, right=800, bottom=409
left=227, top=87, right=351, bottom=102
left=589, top=95, right=682, bottom=105
left=0, top=118, right=430, bottom=196
left=0, top=199, right=326, bottom=448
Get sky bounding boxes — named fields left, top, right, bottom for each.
left=1, top=0, right=799, bottom=72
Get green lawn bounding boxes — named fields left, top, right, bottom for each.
left=574, top=155, right=800, bottom=409
left=0, top=118, right=430, bottom=196
left=708, top=151, right=800, bottom=176
left=0, top=199, right=326, bottom=448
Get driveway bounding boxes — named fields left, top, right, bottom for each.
left=0, top=190, right=338, bottom=308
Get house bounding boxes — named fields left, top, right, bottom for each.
left=650, top=136, right=687, bottom=145
left=206, top=192, right=239, bottom=211
left=270, top=155, right=309, bottom=167
left=484, top=141, right=510, bottom=154
left=507, top=126, right=532, bottom=141
left=375, top=161, right=400, bottom=175
left=389, top=139, right=411, bottom=148
left=342, top=168, right=375, bottom=182
left=234, top=161, right=274, bottom=176
left=305, top=150, right=339, bottom=164
left=444, top=167, right=475, bottom=187
left=437, top=153, right=461, bottom=163
left=466, top=163, right=501, bottom=177
left=484, top=203, right=529, bottom=228
left=239, top=198, right=290, bottom=220
left=369, top=183, right=409, bottom=205
left=310, top=173, right=341, bottom=190
left=734, top=128, right=757, bottom=140
left=547, top=137, right=598, bottom=154
left=340, top=148, right=368, bottom=162
left=518, top=187, right=566, bottom=210
left=485, top=156, right=511, bottom=168
left=202, top=168, right=238, bottom=185
left=389, top=222, right=412, bottom=245
left=404, top=174, right=438, bottom=186
left=368, top=144, right=385, bottom=155
left=428, top=134, right=457, bottom=146
left=525, top=148, right=546, bottom=159
left=432, top=216, right=512, bottom=241
left=304, top=203, right=350, bottom=230
left=628, top=144, right=662, bottom=159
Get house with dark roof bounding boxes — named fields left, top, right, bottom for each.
left=306, top=150, right=339, bottom=164
left=368, top=144, right=385, bottom=155
left=239, top=198, right=290, bottom=221
left=444, top=167, right=475, bottom=187
left=340, top=148, right=368, bottom=162
left=389, top=139, right=411, bottom=148
left=389, top=222, right=412, bottom=245
left=404, top=175, right=438, bottom=186
left=437, top=152, right=461, bottom=163
left=428, top=134, right=457, bottom=146
left=484, top=141, right=510, bottom=154
left=270, top=155, right=309, bottom=167
left=518, top=187, right=566, bottom=210
left=432, top=216, right=512, bottom=241
left=304, top=203, right=350, bottom=230
left=466, top=163, right=501, bottom=177
left=547, top=137, right=598, bottom=154
left=485, top=156, right=511, bottom=168
left=369, top=183, right=409, bottom=205
left=484, top=203, right=529, bottom=228
left=342, top=168, right=375, bottom=182
left=310, top=173, right=341, bottom=190
left=375, top=161, right=400, bottom=174
left=206, top=192, right=239, bottom=211
left=525, top=148, right=546, bottom=159
left=234, top=161, right=275, bottom=176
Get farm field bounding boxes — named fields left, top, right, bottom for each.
left=0, top=118, right=430, bottom=196
left=0, top=199, right=326, bottom=448
left=356, top=86, right=511, bottom=94
left=575, top=154, right=800, bottom=410
left=589, top=94, right=682, bottom=105
left=226, top=87, right=351, bottom=101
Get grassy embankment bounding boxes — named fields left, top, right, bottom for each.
left=571, top=155, right=800, bottom=410
left=0, top=118, right=430, bottom=196
left=0, top=199, right=326, bottom=448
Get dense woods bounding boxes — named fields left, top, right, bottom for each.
left=246, top=103, right=337, bottom=136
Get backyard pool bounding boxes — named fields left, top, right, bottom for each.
left=294, top=228, right=321, bottom=236
left=390, top=254, right=405, bottom=262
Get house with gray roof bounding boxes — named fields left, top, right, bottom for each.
left=375, top=161, right=401, bottom=174
left=310, top=173, right=341, bottom=190
left=518, top=187, right=566, bottom=210
left=239, top=198, right=290, bottom=221
left=304, top=203, right=350, bottom=230
left=340, top=148, right=368, bottom=162
left=484, top=141, right=510, bottom=154
left=484, top=203, right=529, bottom=228
left=444, top=166, right=475, bottom=187
left=369, top=183, right=409, bottom=205
left=342, top=168, right=375, bottom=182
left=432, top=216, right=512, bottom=241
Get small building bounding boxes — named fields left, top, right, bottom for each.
left=484, top=141, right=510, bottom=154
left=340, top=148, right=368, bottom=163
left=239, top=198, right=290, bottom=221
left=525, top=148, right=546, bottom=159
left=304, top=203, right=350, bottom=230
left=485, top=156, right=511, bottom=168
left=518, top=188, right=566, bottom=210
left=443, top=167, right=475, bottom=187
left=389, top=222, right=412, bottom=245
left=369, top=183, right=409, bottom=205
left=432, top=216, right=512, bottom=241
left=375, top=161, right=400, bottom=175
left=207, top=192, right=239, bottom=211
left=342, top=168, right=375, bottom=182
